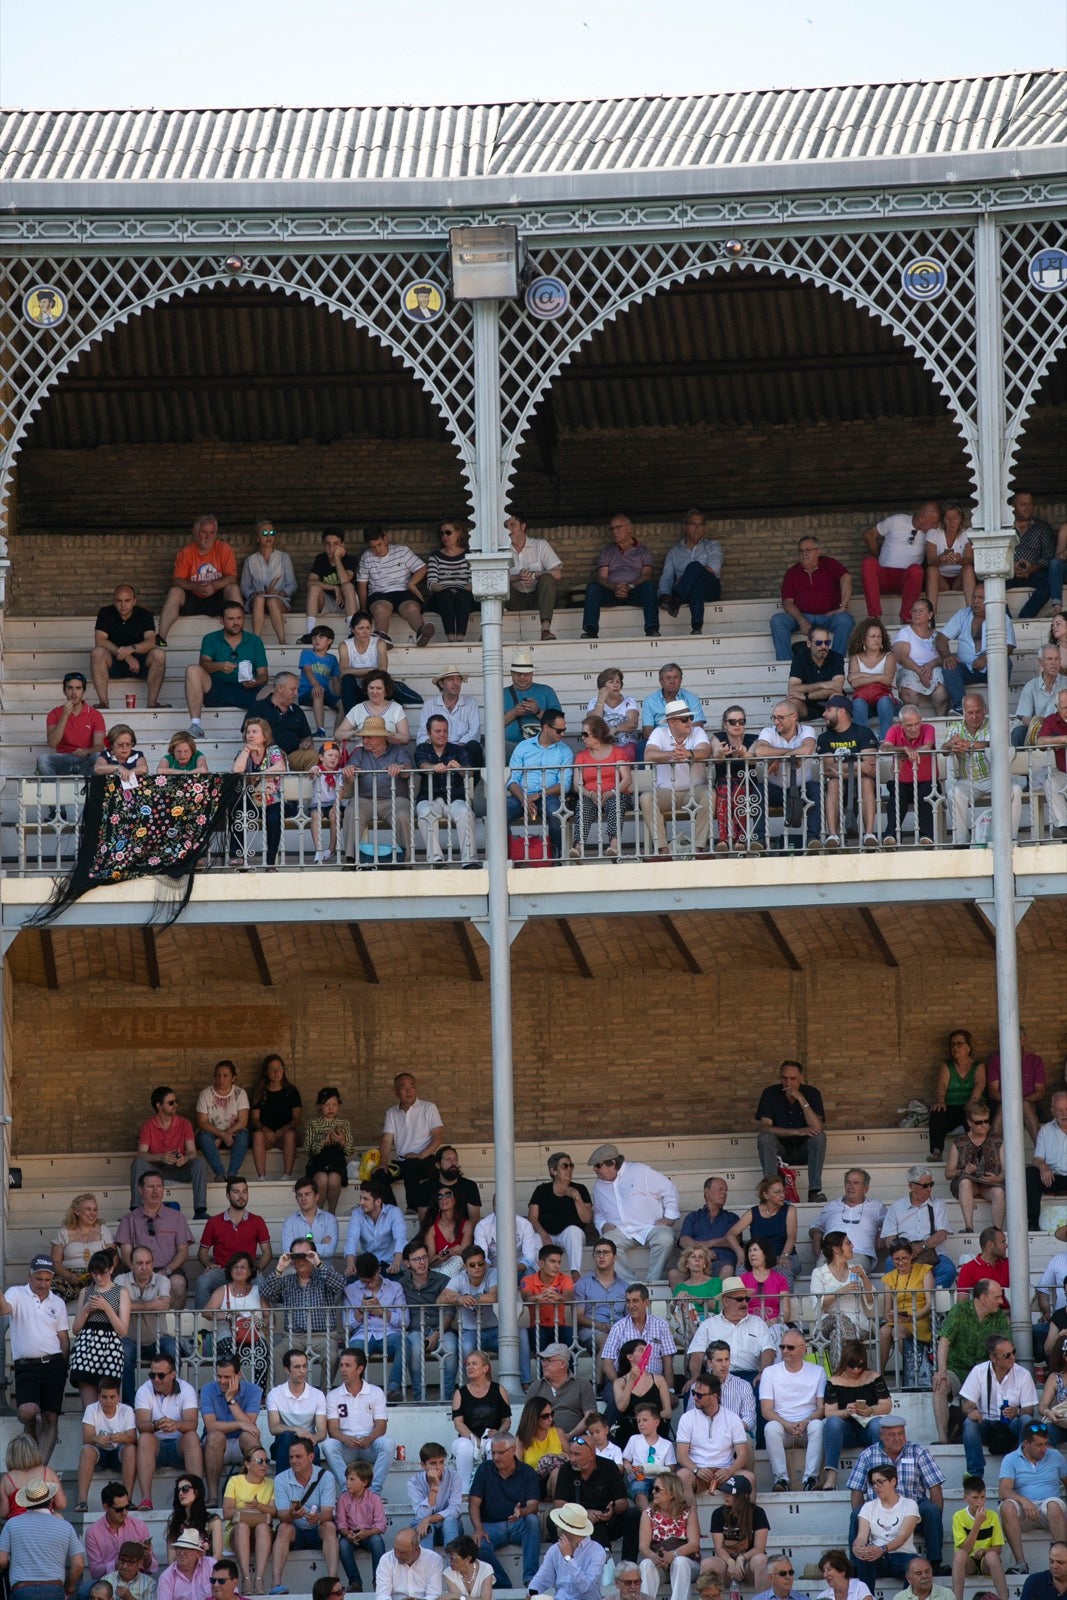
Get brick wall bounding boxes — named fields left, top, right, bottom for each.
left=9, top=405, right=1064, bottom=614
left=9, top=927, right=1065, bottom=1155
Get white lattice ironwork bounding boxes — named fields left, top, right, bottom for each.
left=497, top=224, right=980, bottom=497
left=0, top=248, right=473, bottom=515
left=998, top=219, right=1067, bottom=481
left=0, top=216, right=1031, bottom=532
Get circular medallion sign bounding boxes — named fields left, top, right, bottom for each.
left=901, top=258, right=947, bottom=300
left=525, top=276, right=570, bottom=320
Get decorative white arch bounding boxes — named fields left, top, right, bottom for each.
left=0, top=253, right=477, bottom=521
left=497, top=228, right=981, bottom=504
left=997, top=220, right=1067, bottom=486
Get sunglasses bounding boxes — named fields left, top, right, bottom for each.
left=150, top=1370, right=170, bottom=1379
left=912, top=1181, right=934, bottom=1189
left=724, top=718, right=746, bottom=726
left=209, top=1580, right=231, bottom=1587
left=177, top=1483, right=194, bottom=1494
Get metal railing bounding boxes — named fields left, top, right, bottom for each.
left=10, top=745, right=1062, bottom=873
left=118, top=1286, right=952, bottom=1405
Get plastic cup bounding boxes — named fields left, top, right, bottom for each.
left=125, top=692, right=136, bottom=709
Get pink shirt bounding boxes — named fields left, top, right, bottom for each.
left=740, top=1269, right=790, bottom=1324
left=85, top=1512, right=156, bottom=1579
left=336, top=1488, right=386, bottom=1536
left=157, top=1559, right=213, bottom=1600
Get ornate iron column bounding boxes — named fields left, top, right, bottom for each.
left=971, top=213, right=1029, bottom=1354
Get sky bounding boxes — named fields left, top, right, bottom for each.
left=0, top=0, right=1064, bottom=109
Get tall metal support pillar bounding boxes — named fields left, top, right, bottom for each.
left=0, top=930, right=14, bottom=1392
left=970, top=213, right=1030, bottom=1357
left=468, top=298, right=522, bottom=1392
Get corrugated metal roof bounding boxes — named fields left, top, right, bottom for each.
left=1, top=70, right=1063, bottom=185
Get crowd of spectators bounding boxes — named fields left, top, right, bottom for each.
left=31, top=497, right=1067, bottom=861
left=8, top=1050, right=1067, bottom=1600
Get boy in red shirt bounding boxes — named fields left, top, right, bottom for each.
left=520, top=1244, right=575, bottom=1355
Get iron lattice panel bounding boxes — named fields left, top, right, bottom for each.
left=0, top=248, right=475, bottom=504
left=998, top=219, right=1067, bottom=478
left=498, top=224, right=980, bottom=492
left=0, top=221, right=992, bottom=520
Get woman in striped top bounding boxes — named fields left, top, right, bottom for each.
left=426, top=521, right=475, bottom=642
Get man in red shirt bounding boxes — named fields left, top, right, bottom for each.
left=194, top=1178, right=272, bottom=1309
left=157, top=514, right=242, bottom=645
left=881, top=706, right=937, bottom=845
left=37, top=671, right=106, bottom=777
left=130, top=1085, right=208, bottom=1216
left=956, top=1226, right=1009, bottom=1306
left=1039, top=687, right=1067, bottom=835
left=770, top=536, right=854, bottom=661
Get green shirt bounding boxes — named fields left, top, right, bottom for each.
left=939, top=1300, right=1011, bottom=1382
left=200, top=628, right=268, bottom=676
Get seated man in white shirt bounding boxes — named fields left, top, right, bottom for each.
left=1027, top=1093, right=1067, bottom=1231
left=504, top=513, right=563, bottom=642
left=810, top=1169, right=887, bottom=1273
left=588, top=1143, right=679, bottom=1283
left=379, top=1074, right=444, bottom=1212
left=687, top=1282, right=777, bottom=1386
left=958, top=1335, right=1037, bottom=1478
left=473, top=1196, right=539, bottom=1277
left=638, top=700, right=712, bottom=857
left=878, top=1167, right=957, bottom=1289
left=760, top=1331, right=826, bottom=1493
left=375, top=1527, right=445, bottom=1600
left=676, top=1374, right=754, bottom=1499
left=266, top=1347, right=327, bottom=1469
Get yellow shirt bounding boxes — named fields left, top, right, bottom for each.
left=882, top=1263, right=932, bottom=1343
left=952, top=1507, right=1004, bottom=1551
left=522, top=1427, right=566, bottom=1469
left=225, top=1475, right=275, bottom=1536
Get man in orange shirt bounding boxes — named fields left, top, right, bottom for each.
left=520, top=1244, right=575, bottom=1356
left=157, top=514, right=242, bottom=645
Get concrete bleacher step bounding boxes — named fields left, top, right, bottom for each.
left=16, top=586, right=1060, bottom=656
left=7, top=1120, right=1060, bottom=1295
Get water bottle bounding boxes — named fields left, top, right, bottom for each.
left=730, top=1578, right=741, bottom=1600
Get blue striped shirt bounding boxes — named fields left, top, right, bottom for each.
left=0, top=1509, right=83, bottom=1583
